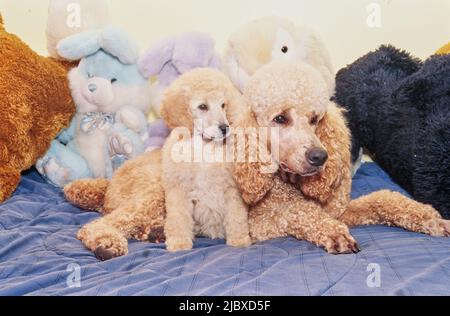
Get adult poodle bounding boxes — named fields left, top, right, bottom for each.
left=236, top=62, right=449, bottom=250
left=65, top=62, right=449, bottom=260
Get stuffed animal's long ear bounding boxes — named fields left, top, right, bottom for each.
left=172, top=32, right=216, bottom=73
left=139, top=37, right=175, bottom=78
left=57, top=26, right=138, bottom=63
left=232, top=105, right=276, bottom=206
left=299, top=103, right=352, bottom=205
left=57, top=30, right=102, bottom=60
left=99, top=26, right=139, bottom=64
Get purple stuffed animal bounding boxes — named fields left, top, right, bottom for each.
left=143, top=119, right=170, bottom=152
left=138, top=32, right=222, bottom=152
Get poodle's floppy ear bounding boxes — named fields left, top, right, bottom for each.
left=139, top=37, right=175, bottom=78
left=233, top=107, right=275, bottom=206
left=299, top=103, right=352, bottom=205
left=159, top=80, right=193, bottom=131
left=57, top=26, right=138, bottom=63
left=224, top=80, right=247, bottom=126
left=57, top=30, right=102, bottom=60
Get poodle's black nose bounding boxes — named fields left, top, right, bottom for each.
left=306, top=148, right=328, bottom=167
left=219, top=124, right=230, bottom=136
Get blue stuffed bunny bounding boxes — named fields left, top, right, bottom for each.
left=37, top=26, right=152, bottom=187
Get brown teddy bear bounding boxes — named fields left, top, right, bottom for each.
left=0, top=13, right=75, bottom=202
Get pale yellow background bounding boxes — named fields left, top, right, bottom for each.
left=1, top=0, right=449, bottom=70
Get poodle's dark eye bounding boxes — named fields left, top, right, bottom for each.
left=111, top=78, right=117, bottom=84
left=198, top=104, right=209, bottom=111
left=310, top=115, right=319, bottom=126
left=274, top=115, right=289, bottom=125
left=281, top=46, right=289, bottom=54
left=221, top=103, right=226, bottom=109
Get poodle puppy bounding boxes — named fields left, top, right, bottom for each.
left=334, top=45, right=450, bottom=219
left=65, top=62, right=450, bottom=260
left=160, top=69, right=251, bottom=252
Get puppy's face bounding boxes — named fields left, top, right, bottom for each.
left=258, top=104, right=328, bottom=177
left=161, top=69, right=240, bottom=143
left=189, top=92, right=230, bottom=142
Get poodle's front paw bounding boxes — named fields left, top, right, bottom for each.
left=166, top=237, right=193, bottom=252
left=323, top=231, right=360, bottom=255
left=78, top=226, right=128, bottom=261
left=227, top=235, right=252, bottom=248
left=422, top=218, right=450, bottom=237
left=92, top=236, right=128, bottom=261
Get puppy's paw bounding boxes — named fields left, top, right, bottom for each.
left=166, top=237, right=193, bottom=252
left=323, top=231, right=360, bottom=255
left=422, top=218, right=450, bottom=237
left=148, top=227, right=166, bottom=244
left=227, top=235, right=252, bottom=248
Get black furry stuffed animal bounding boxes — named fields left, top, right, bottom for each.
left=334, top=45, right=450, bottom=219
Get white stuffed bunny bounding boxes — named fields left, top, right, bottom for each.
left=224, top=16, right=335, bottom=96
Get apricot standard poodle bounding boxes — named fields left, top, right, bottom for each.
left=65, top=62, right=450, bottom=261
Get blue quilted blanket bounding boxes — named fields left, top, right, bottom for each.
left=0, top=163, right=449, bottom=296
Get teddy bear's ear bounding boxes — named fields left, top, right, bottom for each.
left=392, top=76, right=430, bottom=110
left=99, top=26, right=139, bottom=64
left=57, top=30, right=102, bottom=60
left=392, top=55, right=450, bottom=112
left=139, top=37, right=176, bottom=78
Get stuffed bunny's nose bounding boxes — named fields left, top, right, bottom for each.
left=88, top=84, right=97, bottom=92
